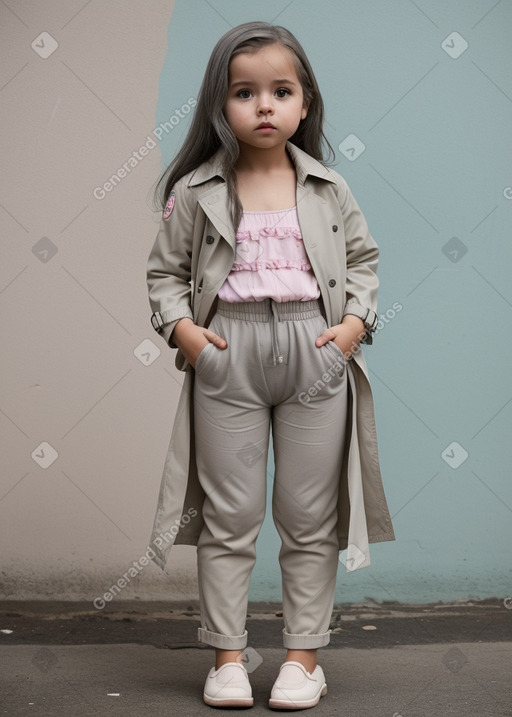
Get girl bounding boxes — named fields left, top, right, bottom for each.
left=147, top=21, right=395, bottom=710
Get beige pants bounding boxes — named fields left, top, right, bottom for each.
left=194, top=299, right=348, bottom=650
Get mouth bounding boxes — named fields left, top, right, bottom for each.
left=256, top=122, right=276, bottom=130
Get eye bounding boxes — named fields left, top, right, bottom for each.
left=275, top=88, right=290, bottom=98
left=237, top=89, right=252, bottom=99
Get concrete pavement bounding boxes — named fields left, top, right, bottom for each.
left=1, top=600, right=511, bottom=716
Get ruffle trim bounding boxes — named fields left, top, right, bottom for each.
left=236, top=227, right=302, bottom=242
left=230, top=259, right=312, bottom=272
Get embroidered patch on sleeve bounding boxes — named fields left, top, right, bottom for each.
left=163, top=191, right=176, bottom=220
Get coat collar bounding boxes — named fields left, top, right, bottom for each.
left=187, top=141, right=336, bottom=188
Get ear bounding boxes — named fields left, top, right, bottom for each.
left=301, top=99, right=309, bottom=120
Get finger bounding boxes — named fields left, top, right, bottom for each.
left=205, top=330, right=228, bottom=349
left=315, top=328, right=336, bottom=347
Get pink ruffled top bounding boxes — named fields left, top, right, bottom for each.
left=218, top=206, right=321, bottom=302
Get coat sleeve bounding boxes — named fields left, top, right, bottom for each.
left=335, top=174, right=379, bottom=344
left=146, top=179, right=195, bottom=347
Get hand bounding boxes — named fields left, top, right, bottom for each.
left=315, top=315, right=366, bottom=360
left=172, top=318, right=227, bottom=368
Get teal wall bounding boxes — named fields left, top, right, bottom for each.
left=156, top=0, right=512, bottom=603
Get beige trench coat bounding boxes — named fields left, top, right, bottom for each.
left=147, top=142, right=395, bottom=573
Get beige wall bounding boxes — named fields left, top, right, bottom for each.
left=1, top=0, right=199, bottom=602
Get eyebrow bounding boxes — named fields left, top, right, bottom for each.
left=229, top=78, right=298, bottom=88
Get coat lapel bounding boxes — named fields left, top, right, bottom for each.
left=196, top=183, right=236, bottom=252
left=190, top=141, right=337, bottom=257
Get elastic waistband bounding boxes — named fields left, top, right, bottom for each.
left=216, top=298, right=322, bottom=322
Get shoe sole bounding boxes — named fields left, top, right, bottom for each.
left=203, top=694, right=254, bottom=708
left=268, top=684, right=327, bottom=710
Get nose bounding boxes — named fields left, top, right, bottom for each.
left=257, top=95, right=274, bottom=115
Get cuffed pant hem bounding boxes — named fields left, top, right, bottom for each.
left=198, top=627, right=248, bottom=650
left=282, top=628, right=331, bottom=649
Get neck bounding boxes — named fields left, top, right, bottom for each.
left=235, top=142, right=292, bottom=173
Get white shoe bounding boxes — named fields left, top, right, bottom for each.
left=203, top=661, right=254, bottom=708
left=269, top=661, right=327, bottom=710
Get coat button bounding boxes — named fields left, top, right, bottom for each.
left=332, top=225, right=338, bottom=232
left=205, top=235, right=214, bottom=244
left=328, top=279, right=336, bottom=287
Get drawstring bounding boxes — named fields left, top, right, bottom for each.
left=215, top=298, right=322, bottom=368
left=270, top=300, right=284, bottom=366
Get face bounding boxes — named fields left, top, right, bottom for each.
left=223, top=43, right=309, bottom=153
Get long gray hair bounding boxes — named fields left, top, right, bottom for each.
left=154, top=21, right=335, bottom=228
